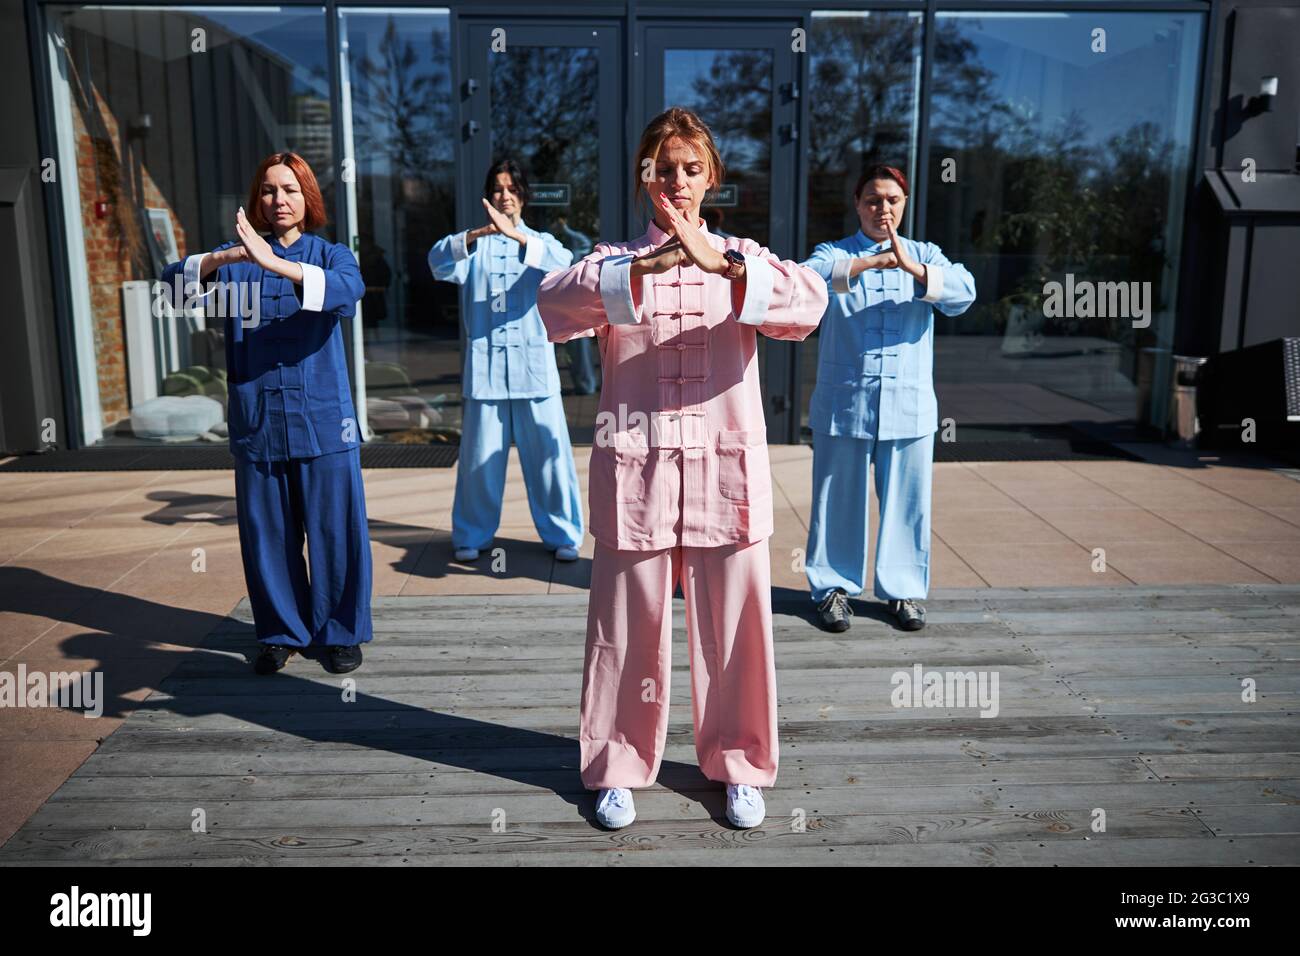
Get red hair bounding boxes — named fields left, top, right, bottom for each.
left=246, top=152, right=327, bottom=232
left=854, top=164, right=909, bottom=198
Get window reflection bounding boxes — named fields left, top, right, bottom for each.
left=488, top=43, right=605, bottom=409
left=664, top=48, right=774, bottom=247
left=490, top=46, right=600, bottom=243
left=49, top=4, right=333, bottom=446
left=340, top=10, right=456, bottom=443
left=926, top=11, right=1203, bottom=430
left=802, top=11, right=924, bottom=440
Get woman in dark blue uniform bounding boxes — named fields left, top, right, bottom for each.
left=161, top=152, right=372, bottom=675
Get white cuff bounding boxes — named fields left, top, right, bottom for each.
left=450, top=230, right=470, bottom=262
left=734, top=253, right=775, bottom=326
left=300, top=262, right=326, bottom=312
left=180, top=253, right=217, bottom=308
left=830, top=257, right=854, bottom=295
left=598, top=254, right=639, bottom=326
left=522, top=235, right=544, bottom=269
left=921, top=263, right=944, bottom=303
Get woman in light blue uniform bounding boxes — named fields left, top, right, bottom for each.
left=161, top=152, right=371, bottom=674
left=428, top=159, right=584, bottom=562
left=802, top=165, right=976, bottom=632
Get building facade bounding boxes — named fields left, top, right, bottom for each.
left=1, top=0, right=1297, bottom=454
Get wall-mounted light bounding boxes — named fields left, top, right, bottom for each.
left=1249, top=75, right=1278, bottom=115
left=127, top=113, right=152, bottom=140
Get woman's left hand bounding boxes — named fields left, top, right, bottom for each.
left=657, top=193, right=727, bottom=274
left=235, top=207, right=281, bottom=272
left=883, top=218, right=925, bottom=282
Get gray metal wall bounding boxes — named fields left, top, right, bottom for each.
left=0, top=1, right=65, bottom=455
left=1180, top=0, right=1300, bottom=357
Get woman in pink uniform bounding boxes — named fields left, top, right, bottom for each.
left=537, top=107, right=827, bottom=830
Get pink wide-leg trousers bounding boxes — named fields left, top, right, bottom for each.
left=578, top=538, right=779, bottom=790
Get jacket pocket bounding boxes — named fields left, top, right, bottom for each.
left=717, top=428, right=762, bottom=501
left=229, top=387, right=265, bottom=436
left=612, top=429, right=650, bottom=503
left=228, top=388, right=266, bottom=457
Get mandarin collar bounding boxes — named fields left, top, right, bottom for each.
left=645, top=216, right=709, bottom=245
left=272, top=232, right=306, bottom=256
left=855, top=228, right=894, bottom=254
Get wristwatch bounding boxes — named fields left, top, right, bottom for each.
left=721, top=248, right=746, bottom=280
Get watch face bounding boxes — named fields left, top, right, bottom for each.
left=725, top=249, right=744, bottom=264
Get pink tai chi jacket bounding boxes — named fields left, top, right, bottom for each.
left=536, top=218, right=828, bottom=551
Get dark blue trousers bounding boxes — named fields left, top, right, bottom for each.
left=233, top=447, right=373, bottom=647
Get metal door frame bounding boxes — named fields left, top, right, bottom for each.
left=456, top=19, right=625, bottom=241
left=638, top=20, right=803, bottom=443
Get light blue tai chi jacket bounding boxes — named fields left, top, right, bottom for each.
left=428, top=224, right=574, bottom=400
left=802, top=231, right=975, bottom=440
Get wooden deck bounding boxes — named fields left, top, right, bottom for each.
left=3, top=584, right=1299, bottom=866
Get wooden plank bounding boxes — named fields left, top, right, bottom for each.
left=150, top=663, right=1057, bottom=697
left=995, top=609, right=1299, bottom=636
left=1192, top=805, right=1300, bottom=836
left=11, top=835, right=1296, bottom=867
left=88, top=734, right=1300, bottom=769
left=0, top=807, right=1210, bottom=864
left=64, top=753, right=1160, bottom=785
left=1140, top=753, right=1300, bottom=780
left=44, top=773, right=1300, bottom=814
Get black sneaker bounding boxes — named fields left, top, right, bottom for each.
left=889, top=599, right=926, bottom=631
left=254, top=644, right=295, bottom=674
left=815, top=589, right=853, bottom=632
left=326, top=644, right=363, bottom=674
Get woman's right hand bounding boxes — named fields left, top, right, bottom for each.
left=220, top=244, right=251, bottom=265
left=198, top=243, right=249, bottom=279
left=630, top=241, right=689, bottom=277
left=465, top=223, right=497, bottom=244
left=859, top=250, right=898, bottom=271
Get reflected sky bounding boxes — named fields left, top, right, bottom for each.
left=935, top=12, right=1202, bottom=150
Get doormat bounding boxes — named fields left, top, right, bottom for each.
left=931, top=437, right=1143, bottom=463
left=929, top=424, right=1144, bottom=462
left=0, top=443, right=460, bottom=471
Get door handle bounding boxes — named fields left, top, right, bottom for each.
left=780, top=123, right=798, bottom=144
left=465, top=120, right=480, bottom=138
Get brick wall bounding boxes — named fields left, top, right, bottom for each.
left=72, top=85, right=188, bottom=430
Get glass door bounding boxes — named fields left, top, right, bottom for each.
left=641, top=22, right=802, bottom=442
left=458, top=20, right=623, bottom=441
left=338, top=7, right=457, bottom=445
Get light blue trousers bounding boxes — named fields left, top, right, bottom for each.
left=452, top=394, right=584, bottom=551
left=806, top=429, right=934, bottom=603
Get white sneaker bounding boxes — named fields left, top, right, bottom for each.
left=554, top=545, right=580, bottom=562
left=453, top=546, right=480, bottom=562
left=726, top=784, right=766, bottom=828
left=595, top=788, right=636, bottom=829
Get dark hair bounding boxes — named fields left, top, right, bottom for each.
left=483, top=158, right=531, bottom=206
left=247, top=152, right=327, bottom=232
left=854, top=164, right=909, bottom=199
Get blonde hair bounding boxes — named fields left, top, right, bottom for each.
left=632, top=107, right=725, bottom=214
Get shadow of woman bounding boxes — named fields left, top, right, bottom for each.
left=0, top=566, right=713, bottom=843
